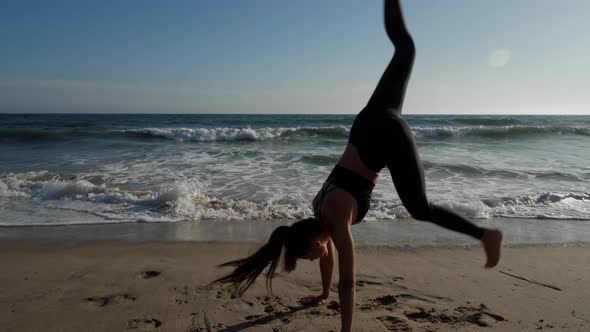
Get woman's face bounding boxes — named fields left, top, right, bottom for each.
left=303, top=240, right=328, bottom=261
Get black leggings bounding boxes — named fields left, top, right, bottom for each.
left=366, top=0, right=485, bottom=240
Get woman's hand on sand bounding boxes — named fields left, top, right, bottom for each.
left=298, top=294, right=329, bottom=306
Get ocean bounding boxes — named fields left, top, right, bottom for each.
left=1, top=114, right=589, bottom=245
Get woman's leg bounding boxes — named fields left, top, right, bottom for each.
left=386, top=116, right=502, bottom=268
left=386, top=116, right=486, bottom=240
left=372, top=1, right=501, bottom=267
left=365, top=0, right=415, bottom=114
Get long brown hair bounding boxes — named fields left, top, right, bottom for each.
left=212, top=217, right=321, bottom=296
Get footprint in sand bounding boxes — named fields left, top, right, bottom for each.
left=403, top=304, right=505, bottom=328
left=358, top=294, right=398, bottom=311
left=535, top=319, right=555, bottom=330
left=126, top=318, right=162, bottom=330
left=374, top=295, right=397, bottom=306
left=215, top=289, right=231, bottom=299
left=85, top=294, right=136, bottom=307
left=455, top=305, right=506, bottom=327
left=140, top=270, right=161, bottom=279
left=356, top=279, right=384, bottom=287
left=377, top=315, right=412, bottom=331
left=396, top=293, right=436, bottom=305
left=170, top=286, right=190, bottom=305
left=327, top=300, right=340, bottom=312
left=310, top=308, right=322, bottom=315
left=255, top=295, right=290, bottom=314
left=364, top=293, right=435, bottom=311
left=464, top=312, right=504, bottom=327
left=188, top=311, right=214, bottom=331
left=404, top=309, right=457, bottom=324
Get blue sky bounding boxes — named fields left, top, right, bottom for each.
left=1, top=0, right=589, bottom=114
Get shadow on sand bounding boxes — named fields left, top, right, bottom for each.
left=217, top=304, right=312, bottom=332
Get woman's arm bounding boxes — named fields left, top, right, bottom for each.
left=330, top=222, right=356, bottom=332
left=320, top=238, right=335, bottom=299
left=298, top=239, right=334, bottom=306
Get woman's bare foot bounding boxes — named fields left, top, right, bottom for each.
left=481, top=229, right=502, bottom=268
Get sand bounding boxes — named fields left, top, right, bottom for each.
left=0, top=241, right=589, bottom=332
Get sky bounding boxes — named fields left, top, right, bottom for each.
left=1, top=0, right=589, bottom=115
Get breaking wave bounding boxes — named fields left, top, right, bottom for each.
left=1, top=171, right=589, bottom=225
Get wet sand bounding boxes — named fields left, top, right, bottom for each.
left=2, top=217, right=589, bottom=248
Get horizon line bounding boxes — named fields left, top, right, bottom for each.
left=0, top=112, right=588, bottom=116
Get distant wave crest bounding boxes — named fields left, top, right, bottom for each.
left=413, top=125, right=590, bottom=139
left=1, top=124, right=588, bottom=142
left=121, top=125, right=590, bottom=142
left=120, top=126, right=350, bottom=142
left=451, top=118, right=523, bottom=126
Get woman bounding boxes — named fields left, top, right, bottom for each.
left=214, top=1, right=502, bottom=331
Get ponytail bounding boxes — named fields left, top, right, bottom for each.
left=213, top=225, right=290, bottom=296
left=212, top=217, right=321, bottom=296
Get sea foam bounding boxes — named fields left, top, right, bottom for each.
left=120, top=126, right=350, bottom=142
left=2, top=170, right=589, bottom=224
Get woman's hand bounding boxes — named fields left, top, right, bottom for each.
left=298, top=294, right=329, bottom=306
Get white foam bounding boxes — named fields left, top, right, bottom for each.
left=2, top=169, right=589, bottom=225
left=483, top=192, right=590, bottom=220
left=146, top=178, right=312, bottom=221
left=0, top=171, right=52, bottom=198
left=119, top=126, right=351, bottom=142
left=124, top=127, right=298, bottom=142
left=0, top=180, right=29, bottom=198
left=436, top=200, right=495, bottom=219
left=366, top=199, right=494, bottom=222
left=6, top=175, right=313, bottom=223
left=40, top=180, right=106, bottom=199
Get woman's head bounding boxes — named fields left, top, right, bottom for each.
left=213, top=217, right=322, bottom=296
left=282, top=217, right=324, bottom=269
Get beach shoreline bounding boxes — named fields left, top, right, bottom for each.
left=1, top=240, right=589, bottom=331
left=2, top=217, right=589, bottom=249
